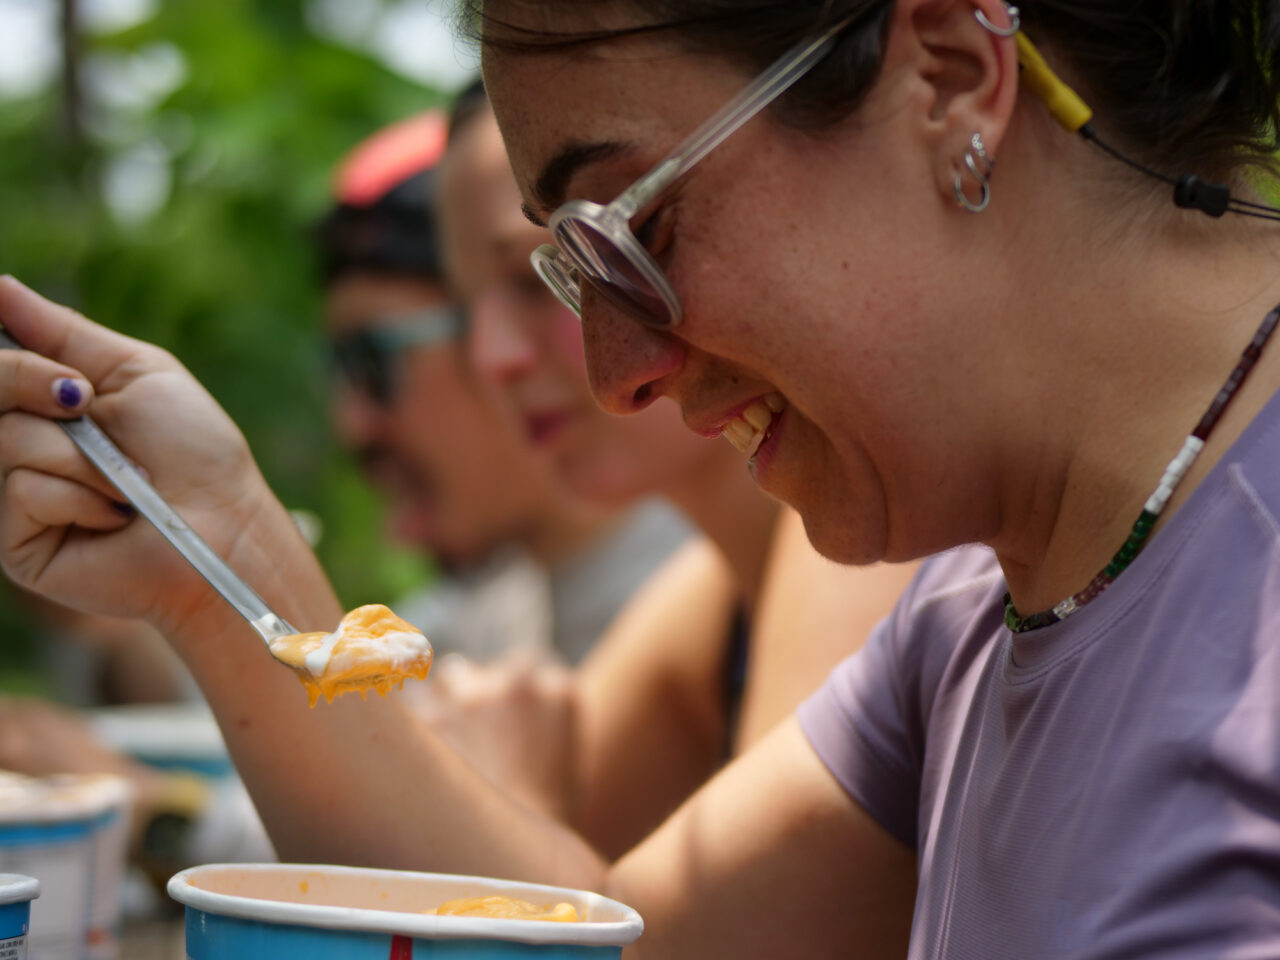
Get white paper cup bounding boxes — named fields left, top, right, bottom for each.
left=169, top=862, right=644, bottom=959
left=0, top=774, right=133, bottom=960
left=0, top=874, right=39, bottom=959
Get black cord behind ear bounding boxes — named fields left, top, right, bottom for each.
left=1017, top=32, right=1280, bottom=222
left=1173, top=176, right=1232, bottom=219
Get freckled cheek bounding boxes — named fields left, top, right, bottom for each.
left=673, top=214, right=789, bottom=356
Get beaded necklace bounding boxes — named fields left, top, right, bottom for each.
left=1004, top=302, right=1280, bottom=633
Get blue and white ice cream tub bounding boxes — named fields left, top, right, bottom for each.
left=0, top=773, right=132, bottom=960
left=169, top=863, right=644, bottom=959
left=0, top=874, right=39, bottom=960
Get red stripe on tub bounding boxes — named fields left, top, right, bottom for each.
left=390, top=934, right=413, bottom=958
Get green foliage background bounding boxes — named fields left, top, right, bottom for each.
left=0, top=3, right=449, bottom=691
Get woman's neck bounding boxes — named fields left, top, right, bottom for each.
left=660, top=445, right=781, bottom=611
left=987, top=174, right=1280, bottom=614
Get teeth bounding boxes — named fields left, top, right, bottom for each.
left=722, top=419, right=757, bottom=453
left=742, top=401, right=773, bottom=433
left=720, top=395, right=788, bottom=456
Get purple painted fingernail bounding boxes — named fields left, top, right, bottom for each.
left=54, top=378, right=84, bottom=409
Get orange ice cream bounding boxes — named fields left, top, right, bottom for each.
left=429, top=895, right=580, bottom=922
left=269, top=604, right=433, bottom=707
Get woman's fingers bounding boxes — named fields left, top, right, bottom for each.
left=6, top=468, right=133, bottom=534
left=0, top=412, right=135, bottom=590
left=0, top=276, right=159, bottom=388
left=0, top=412, right=123, bottom=503
left=1, top=468, right=133, bottom=589
left=0, top=345, right=95, bottom=418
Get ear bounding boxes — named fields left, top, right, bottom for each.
left=891, top=0, right=1020, bottom=208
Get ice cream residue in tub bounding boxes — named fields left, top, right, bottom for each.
left=429, top=895, right=580, bottom=922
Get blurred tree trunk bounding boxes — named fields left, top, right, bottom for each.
left=60, top=0, right=84, bottom=147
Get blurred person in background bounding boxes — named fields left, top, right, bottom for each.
left=315, top=111, right=691, bottom=664
left=408, top=83, right=920, bottom=857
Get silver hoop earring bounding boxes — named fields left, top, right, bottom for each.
left=954, top=132, right=993, bottom=213
left=975, top=3, right=1020, bottom=37
left=954, top=172, right=991, bottom=213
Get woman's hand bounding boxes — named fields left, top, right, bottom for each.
left=411, top=649, right=576, bottom=820
left=0, top=276, right=278, bottom=632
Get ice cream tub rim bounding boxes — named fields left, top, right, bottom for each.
left=0, top=773, right=133, bottom=825
left=168, top=863, right=644, bottom=947
left=0, top=874, right=39, bottom=906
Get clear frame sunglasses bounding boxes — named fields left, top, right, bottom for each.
left=531, top=15, right=855, bottom=329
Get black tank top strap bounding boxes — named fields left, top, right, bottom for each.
left=720, top=606, right=751, bottom=761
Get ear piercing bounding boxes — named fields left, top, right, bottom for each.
left=960, top=4, right=1018, bottom=212
left=975, top=3, right=1020, bottom=37
left=954, top=132, right=994, bottom=213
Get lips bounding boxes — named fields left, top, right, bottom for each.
left=525, top=409, right=574, bottom=445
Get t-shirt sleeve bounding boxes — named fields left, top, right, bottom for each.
left=797, top=612, right=922, bottom=850
left=798, top=546, right=1001, bottom=851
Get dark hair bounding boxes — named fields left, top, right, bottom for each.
left=465, top=0, right=1280, bottom=182
left=316, top=112, right=449, bottom=286
left=449, top=76, right=492, bottom=141
left=315, top=168, right=444, bottom=286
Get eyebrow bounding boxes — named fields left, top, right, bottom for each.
left=520, top=202, right=547, bottom=228
left=529, top=140, right=630, bottom=220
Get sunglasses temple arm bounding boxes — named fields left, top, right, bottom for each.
left=614, top=15, right=855, bottom=219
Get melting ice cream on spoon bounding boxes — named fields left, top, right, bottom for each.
left=269, top=605, right=433, bottom=707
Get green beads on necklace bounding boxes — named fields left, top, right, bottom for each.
left=1004, top=303, right=1280, bottom=634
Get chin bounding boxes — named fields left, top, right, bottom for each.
left=796, top=502, right=888, bottom=566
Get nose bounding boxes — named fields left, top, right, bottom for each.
left=580, top=292, right=685, bottom=415
left=468, top=288, right=538, bottom=385
left=330, top=379, right=385, bottom=449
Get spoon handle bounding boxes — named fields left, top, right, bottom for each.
left=0, top=328, right=296, bottom=643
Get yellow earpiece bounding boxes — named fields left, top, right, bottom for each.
left=1016, top=33, right=1093, bottom=133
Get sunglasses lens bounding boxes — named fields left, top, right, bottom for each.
left=332, top=337, right=392, bottom=405
left=553, top=219, right=675, bottom=327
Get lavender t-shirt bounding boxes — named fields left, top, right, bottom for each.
left=799, top=390, right=1280, bottom=959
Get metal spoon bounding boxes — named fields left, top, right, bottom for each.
left=0, top=329, right=299, bottom=652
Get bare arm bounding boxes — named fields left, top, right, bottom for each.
left=416, top=538, right=739, bottom=859
left=735, top=508, right=921, bottom=750
left=414, top=514, right=918, bottom=860
left=572, top=538, right=739, bottom=858
left=609, top=719, right=916, bottom=959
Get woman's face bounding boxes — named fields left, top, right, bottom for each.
left=483, top=12, right=1010, bottom=563
left=325, top=272, right=561, bottom=567
left=438, top=107, right=726, bottom=506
